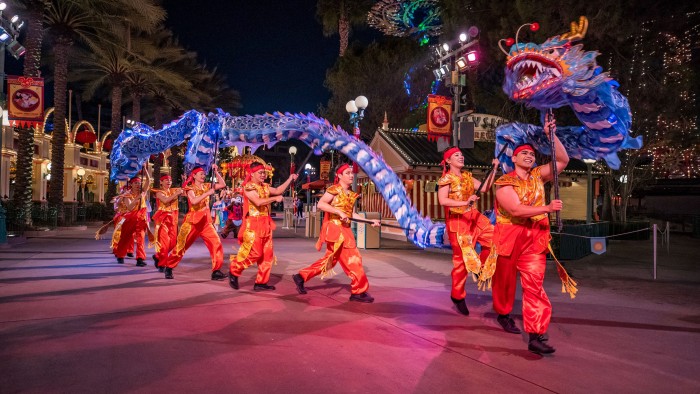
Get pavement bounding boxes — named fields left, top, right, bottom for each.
left=0, top=220, right=699, bottom=393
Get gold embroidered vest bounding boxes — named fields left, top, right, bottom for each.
left=245, top=182, right=271, bottom=217
left=326, top=184, right=358, bottom=226
left=495, top=166, right=548, bottom=224
left=188, top=184, right=211, bottom=212
left=153, top=188, right=180, bottom=212
left=438, top=171, right=475, bottom=214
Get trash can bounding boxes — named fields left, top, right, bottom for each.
left=356, top=212, right=380, bottom=249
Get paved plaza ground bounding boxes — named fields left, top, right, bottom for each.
left=1, top=222, right=699, bottom=393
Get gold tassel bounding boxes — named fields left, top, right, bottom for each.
left=457, top=234, right=481, bottom=279
left=152, top=223, right=162, bottom=252
left=477, top=246, right=498, bottom=291
left=234, top=229, right=256, bottom=269
left=95, top=219, right=115, bottom=240
left=110, top=218, right=125, bottom=250
left=174, top=221, right=192, bottom=255
left=548, top=244, right=578, bottom=299
left=320, top=236, right=343, bottom=279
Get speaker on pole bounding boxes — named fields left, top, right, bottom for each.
left=458, top=121, right=474, bottom=149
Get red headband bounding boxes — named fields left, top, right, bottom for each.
left=249, top=162, right=265, bottom=172
left=160, top=174, right=172, bottom=181
left=513, top=144, right=535, bottom=156
left=191, top=167, right=204, bottom=176
left=442, top=147, right=461, bottom=162
left=335, top=163, right=351, bottom=176
left=129, top=177, right=141, bottom=184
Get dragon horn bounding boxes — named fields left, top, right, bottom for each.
left=560, top=16, right=589, bottom=42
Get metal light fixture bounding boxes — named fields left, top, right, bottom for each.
left=10, top=14, right=17, bottom=23
left=7, top=39, right=25, bottom=59
left=459, top=33, right=468, bottom=43
left=0, top=3, right=7, bottom=11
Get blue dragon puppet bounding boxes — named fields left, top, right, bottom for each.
left=494, top=16, right=642, bottom=171
left=109, top=110, right=446, bottom=248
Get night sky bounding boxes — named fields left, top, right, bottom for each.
left=163, top=0, right=339, bottom=115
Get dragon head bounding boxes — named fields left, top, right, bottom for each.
left=500, top=17, right=608, bottom=110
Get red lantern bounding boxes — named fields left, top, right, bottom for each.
left=75, top=129, right=97, bottom=144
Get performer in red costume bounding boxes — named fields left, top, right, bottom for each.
left=292, top=164, right=380, bottom=303
left=229, top=161, right=297, bottom=291
left=488, top=118, right=570, bottom=355
left=151, top=174, right=183, bottom=272
left=161, top=165, right=227, bottom=280
left=437, top=147, right=497, bottom=315
left=112, top=172, right=151, bottom=266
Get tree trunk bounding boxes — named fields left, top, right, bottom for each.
left=131, top=93, right=142, bottom=122
left=169, top=145, right=182, bottom=187
left=104, top=85, right=123, bottom=214
left=48, top=38, right=72, bottom=224
left=10, top=5, right=46, bottom=229
left=338, top=2, right=349, bottom=57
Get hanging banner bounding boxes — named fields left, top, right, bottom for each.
left=319, top=160, right=331, bottom=181
left=427, top=94, right=452, bottom=143
left=7, top=76, right=44, bottom=128
left=590, top=237, right=606, bottom=255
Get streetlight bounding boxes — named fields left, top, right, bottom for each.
left=288, top=145, right=297, bottom=197
left=0, top=2, right=26, bottom=101
left=76, top=168, right=86, bottom=203
left=433, top=27, right=480, bottom=146
left=345, top=95, right=368, bottom=192
left=583, top=159, right=596, bottom=224
left=304, top=163, right=313, bottom=208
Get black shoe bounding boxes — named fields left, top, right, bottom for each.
left=117, top=257, right=125, bottom=264
left=152, top=254, right=159, bottom=268
left=220, top=232, right=228, bottom=239
left=229, top=274, right=239, bottom=289
left=451, top=297, right=470, bottom=316
left=349, top=292, right=374, bottom=303
left=528, top=333, right=555, bottom=355
left=158, top=266, right=165, bottom=273
left=211, top=270, right=226, bottom=280
left=164, top=268, right=174, bottom=279
left=497, top=314, right=522, bottom=334
left=292, top=273, right=307, bottom=294
left=127, top=252, right=134, bottom=258
left=136, top=258, right=147, bottom=267
left=253, top=283, right=276, bottom=291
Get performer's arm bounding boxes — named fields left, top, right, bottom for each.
left=438, top=185, right=478, bottom=207
left=496, top=185, right=562, bottom=218
left=270, top=174, right=299, bottom=196
left=157, top=188, right=183, bottom=204
left=539, top=118, right=570, bottom=182
left=212, top=164, right=226, bottom=190
left=317, top=192, right=347, bottom=220
left=143, top=169, right=152, bottom=194
left=351, top=211, right=380, bottom=227
left=245, top=188, right=282, bottom=207
left=124, top=195, right=140, bottom=211
left=188, top=187, right=216, bottom=205
left=473, top=158, right=500, bottom=193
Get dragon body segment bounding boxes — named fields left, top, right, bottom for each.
left=495, top=17, right=642, bottom=171
left=110, top=111, right=445, bottom=249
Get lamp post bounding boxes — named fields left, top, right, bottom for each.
left=433, top=27, right=479, bottom=146
left=0, top=2, right=26, bottom=103
left=583, top=159, right=596, bottom=224
left=76, top=168, right=86, bottom=203
left=345, top=95, right=368, bottom=192
left=288, top=145, right=297, bottom=197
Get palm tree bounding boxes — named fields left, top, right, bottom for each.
left=316, top=0, right=373, bottom=56
left=9, top=0, right=49, bottom=228
left=42, top=0, right=164, bottom=222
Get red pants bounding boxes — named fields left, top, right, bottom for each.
left=230, top=217, right=274, bottom=284
left=153, top=211, right=178, bottom=266
left=114, top=212, right=147, bottom=259
left=299, top=242, right=368, bottom=295
left=446, top=211, right=493, bottom=300
left=492, top=224, right=551, bottom=334
left=163, top=210, right=223, bottom=271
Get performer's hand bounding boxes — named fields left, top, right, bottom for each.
left=548, top=199, right=563, bottom=212
left=273, top=195, right=283, bottom=203
left=338, top=211, right=349, bottom=222
left=289, top=174, right=298, bottom=181
left=466, top=194, right=479, bottom=205
left=371, top=220, right=381, bottom=227
left=491, top=158, right=500, bottom=166
left=211, top=164, right=218, bottom=171
left=544, top=116, right=556, bottom=139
